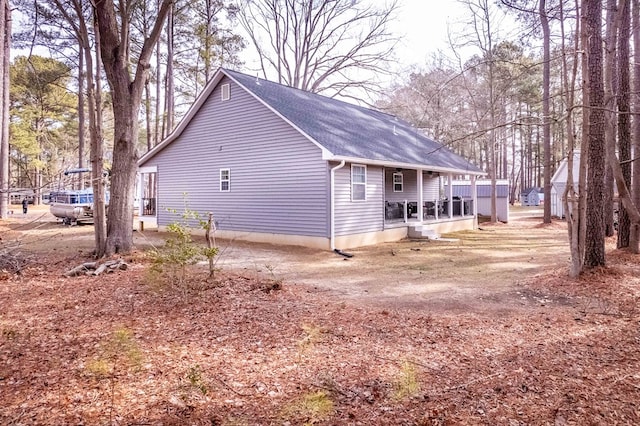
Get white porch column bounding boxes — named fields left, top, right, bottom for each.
left=136, top=172, right=142, bottom=215
left=138, top=165, right=158, bottom=217
left=447, top=173, right=454, bottom=217
left=417, top=169, right=424, bottom=221
left=471, top=175, right=478, bottom=218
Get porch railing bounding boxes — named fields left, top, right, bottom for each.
left=141, top=197, right=156, bottom=216
left=385, top=198, right=474, bottom=222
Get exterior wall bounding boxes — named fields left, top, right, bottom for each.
left=384, top=169, right=417, bottom=202
left=551, top=184, right=565, bottom=218
left=157, top=222, right=409, bottom=250
left=146, top=76, right=330, bottom=238
left=334, top=226, right=408, bottom=249
left=383, top=170, right=440, bottom=203
left=521, top=190, right=540, bottom=206
left=159, top=225, right=331, bottom=250
left=422, top=174, right=440, bottom=201
left=427, top=217, right=476, bottom=234
left=448, top=180, right=509, bottom=222
left=334, top=163, right=384, bottom=236
left=476, top=198, right=509, bottom=222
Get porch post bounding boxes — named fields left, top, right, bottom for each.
left=471, top=175, right=478, bottom=225
left=137, top=172, right=143, bottom=216
left=471, top=175, right=478, bottom=229
left=447, top=173, right=453, bottom=217
left=417, top=169, right=424, bottom=221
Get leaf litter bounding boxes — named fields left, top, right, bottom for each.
left=0, top=221, right=639, bottom=425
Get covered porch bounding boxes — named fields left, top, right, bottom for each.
left=383, top=167, right=478, bottom=232
left=135, top=166, right=158, bottom=231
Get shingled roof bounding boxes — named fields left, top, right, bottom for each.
left=140, top=68, right=484, bottom=175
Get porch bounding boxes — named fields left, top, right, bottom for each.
left=384, top=198, right=476, bottom=237
left=384, top=198, right=474, bottom=223
left=383, top=167, right=478, bottom=228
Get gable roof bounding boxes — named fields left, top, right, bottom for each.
left=139, top=68, right=484, bottom=175
left=551, top=151, right=581, bottom=184
left=521, top=187, right=541, bottom=196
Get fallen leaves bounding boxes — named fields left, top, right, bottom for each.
left=1, top=222, right=640, bottom=424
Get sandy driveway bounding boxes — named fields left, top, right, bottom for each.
left=5, top=205, right=570, bottom=311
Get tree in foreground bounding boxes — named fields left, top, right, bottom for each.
left=0, top=0, right=10, bottom=219
left=94, top=0, right=173, bottom=256
left=583, top=0, right=606, bottom=268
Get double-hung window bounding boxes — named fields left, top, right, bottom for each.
left=351, top=164, right=366, bottom=201
left=220, top=168, right=230, bottom=192
left=393, top=172, right=403, bottom=192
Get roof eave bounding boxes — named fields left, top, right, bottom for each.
left=323, top=154, right=486, bottom=176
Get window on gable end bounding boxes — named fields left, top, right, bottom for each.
left=221, top=83, right=230, bottom=101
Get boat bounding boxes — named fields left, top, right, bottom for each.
left=49, top=168, right=108, bottom=225
left=49, top=188, right=97, bottom=225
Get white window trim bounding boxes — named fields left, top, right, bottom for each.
left=221, top=83, right=230, bottom=101
left=220, top=168, right=230, bottom=192
left=393, top=172, right=403, bottom=192
left=351, top=164, right=367, bottom=202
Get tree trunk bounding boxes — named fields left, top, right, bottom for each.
left=166, top=3, right=174, bottom=133
left=155, top=34, right=161, bottom=146
left=78, top=48, right=85, bottom=173
left=631, top=0, right=640, bottom=252
left=95, top=0, right=173, bottom=255
left=91, top=12, right=107, bottom=256
left=540, top=0, right=552, bottom=224
left=562, top=0, right=585, bottom=277
left=0, top=0, right=9, bottom=219
left=584, top=0, right=607, bottom=268
left=618, top=0, right=632, bottom=248
left=603, top=0, right=618, bottom=238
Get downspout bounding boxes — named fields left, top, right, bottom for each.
left=330, top=160, right=346, bottom=250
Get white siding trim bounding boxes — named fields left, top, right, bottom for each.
left=324, top=154, right=487, bottom=176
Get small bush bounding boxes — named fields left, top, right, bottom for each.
left=281, top=390, right=334, bottom=425
left=186, top=364, right=208, bottom=395
left=393, top=360, right=421, bottom=399
left=148, top=196, right=219, bottom=289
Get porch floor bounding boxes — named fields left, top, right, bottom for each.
left=384, top=215, right=475, bottom=229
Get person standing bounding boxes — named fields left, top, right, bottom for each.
left=22, top=197, right=28, bottom=214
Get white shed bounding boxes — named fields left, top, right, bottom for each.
left=551, top=152, right=580, bottom=218
left=447, top=179, right=510, bottom=222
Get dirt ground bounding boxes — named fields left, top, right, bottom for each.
left=5, top=204, right=568, bottom=312
left=2, top=204, right=640, bottom=425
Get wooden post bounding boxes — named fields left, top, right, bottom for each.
left=205, top=212, right=216, bottom=277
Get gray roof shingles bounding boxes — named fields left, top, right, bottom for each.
left=225, top=69, right=483, bottom=174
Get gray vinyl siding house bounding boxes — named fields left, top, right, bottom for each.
left=138, top=68, right=484, bottom=250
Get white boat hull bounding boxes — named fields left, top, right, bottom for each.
left=50, top=203, right=94, bottom=223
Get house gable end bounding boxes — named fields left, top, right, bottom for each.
left=142, top=74, right=330, bottom=240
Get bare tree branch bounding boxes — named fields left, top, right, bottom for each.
left=238, top=0, right=399, bottom=99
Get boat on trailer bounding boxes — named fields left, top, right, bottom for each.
left=49, top=168, right=108, bottom=225
left=49, top=188, right=97, bottom=225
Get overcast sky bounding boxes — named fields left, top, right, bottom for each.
left=393, top=0, right=470, bottom=68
